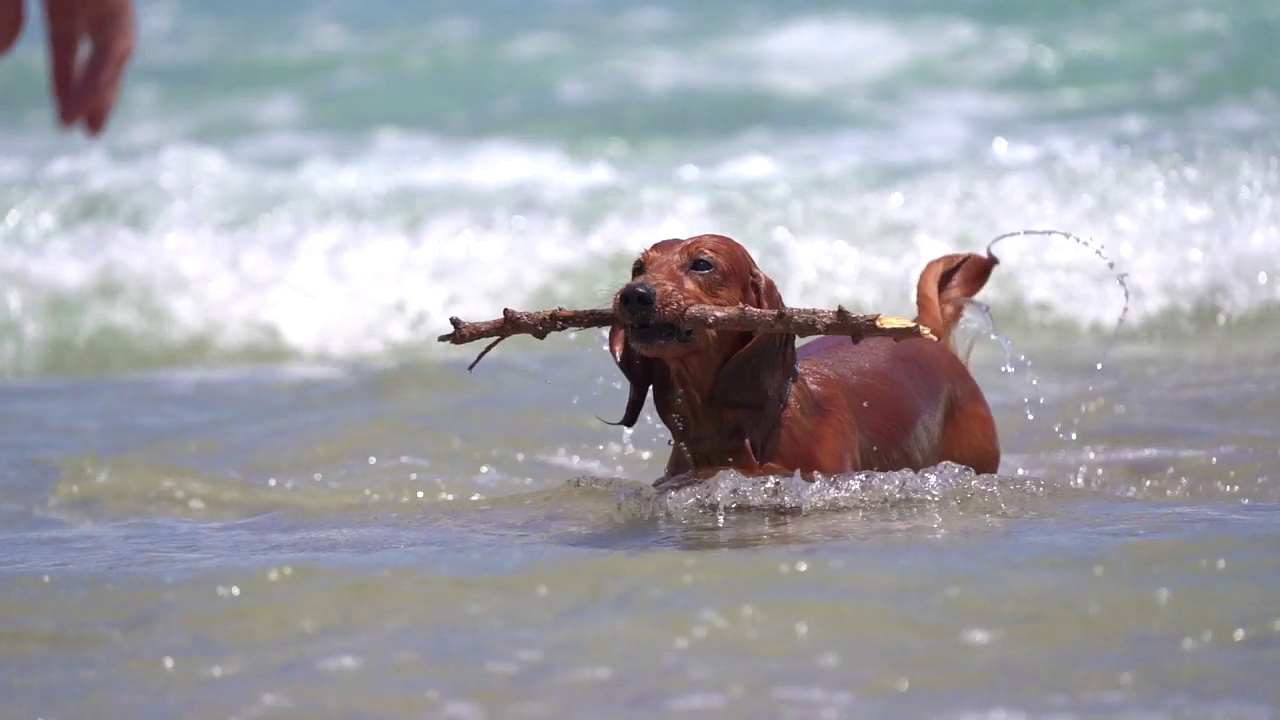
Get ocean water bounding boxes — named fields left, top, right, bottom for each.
left=2, top=0, right=1280, bottom=718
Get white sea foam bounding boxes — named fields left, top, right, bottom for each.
left=1, top=128, right=1277, bottom=375
left=581, top=15, right=990, bottom=101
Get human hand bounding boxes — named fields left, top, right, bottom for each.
left=0, top=0, right=135, bottom=136
left=0, top=0, right=23, bottom=55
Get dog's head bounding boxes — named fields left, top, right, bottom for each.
left=606, top=234, right=795, bottom=427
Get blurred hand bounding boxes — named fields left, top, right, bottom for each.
left=0, top=0, right=22, bottom=55
left=0, top=0, right=136, bottom=136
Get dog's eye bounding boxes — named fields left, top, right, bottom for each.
left=631, top=261, right=645, bottom=278
left=688, top=257, right=715, bottom=274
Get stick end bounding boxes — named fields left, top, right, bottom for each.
left=439, top=316, right=465, bottom=344
left=874, top=315, right=937, bottom=341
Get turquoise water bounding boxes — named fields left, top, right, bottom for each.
left=1, top=0, right=1277, bottom=372
left=2, top=1, right=1280, bottom=718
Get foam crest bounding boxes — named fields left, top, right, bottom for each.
left=0, top=138, right=643, bottom=374
left=749, top=142, right=1280, bottom=329
left=577, top=12, right=1003, bottom=109
left=1, top=130, right=1277, bottom=376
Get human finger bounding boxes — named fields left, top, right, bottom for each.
left=42, top=0, right=83, bottom=126
left=0, top=0, right=23, bottom=56
left=80, top=0, right=134, bottom=134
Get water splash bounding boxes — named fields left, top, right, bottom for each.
left=615, top=462, right=1047, bottom=519
left=961, top=299, right=1051, bottom=438
left=985, top=228, right=1132, bottom=347
left=974, top=229, right=1133, bottom=482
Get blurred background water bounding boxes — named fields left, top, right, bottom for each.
left=2, top=1, right=1279, bottom=718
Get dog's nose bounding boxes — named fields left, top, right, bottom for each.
left=619, top=282, right=657, bottom=317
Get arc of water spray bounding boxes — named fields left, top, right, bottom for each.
left=966, top=228, right=1132, bottom=482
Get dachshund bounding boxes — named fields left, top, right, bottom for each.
left=608, top=234, right=1001, bottom=488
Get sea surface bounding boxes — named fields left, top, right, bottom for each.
left=2, top=1, right=1280, bottom=718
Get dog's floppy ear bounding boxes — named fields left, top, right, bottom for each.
left=711, top=267, right=796, bottom=411
left=601, top=324, right=654, bottom=427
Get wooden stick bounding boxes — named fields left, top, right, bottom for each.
left=438, top=305, right=934, bottom=371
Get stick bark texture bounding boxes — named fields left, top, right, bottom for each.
left=438, top=305, right=935, bottom=371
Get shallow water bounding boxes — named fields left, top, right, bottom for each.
left=3, top=0, right=1280, bottom=718
left=5, top=335, right=1280, bottom=718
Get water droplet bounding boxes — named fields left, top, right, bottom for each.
left=320, top=654, right=364, bottom=673
left=485, top=660, right=520, bottom=675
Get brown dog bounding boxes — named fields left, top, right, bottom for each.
left=608, top=234, right=1000, bottom=487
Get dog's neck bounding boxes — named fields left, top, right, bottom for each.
left=650, top=350, right=795, bottom=476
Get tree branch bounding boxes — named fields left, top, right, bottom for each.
left=438, top=305, right=934, bottom=371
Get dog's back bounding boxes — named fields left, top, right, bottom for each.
left=776, top=252, right=1001, bottom=475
